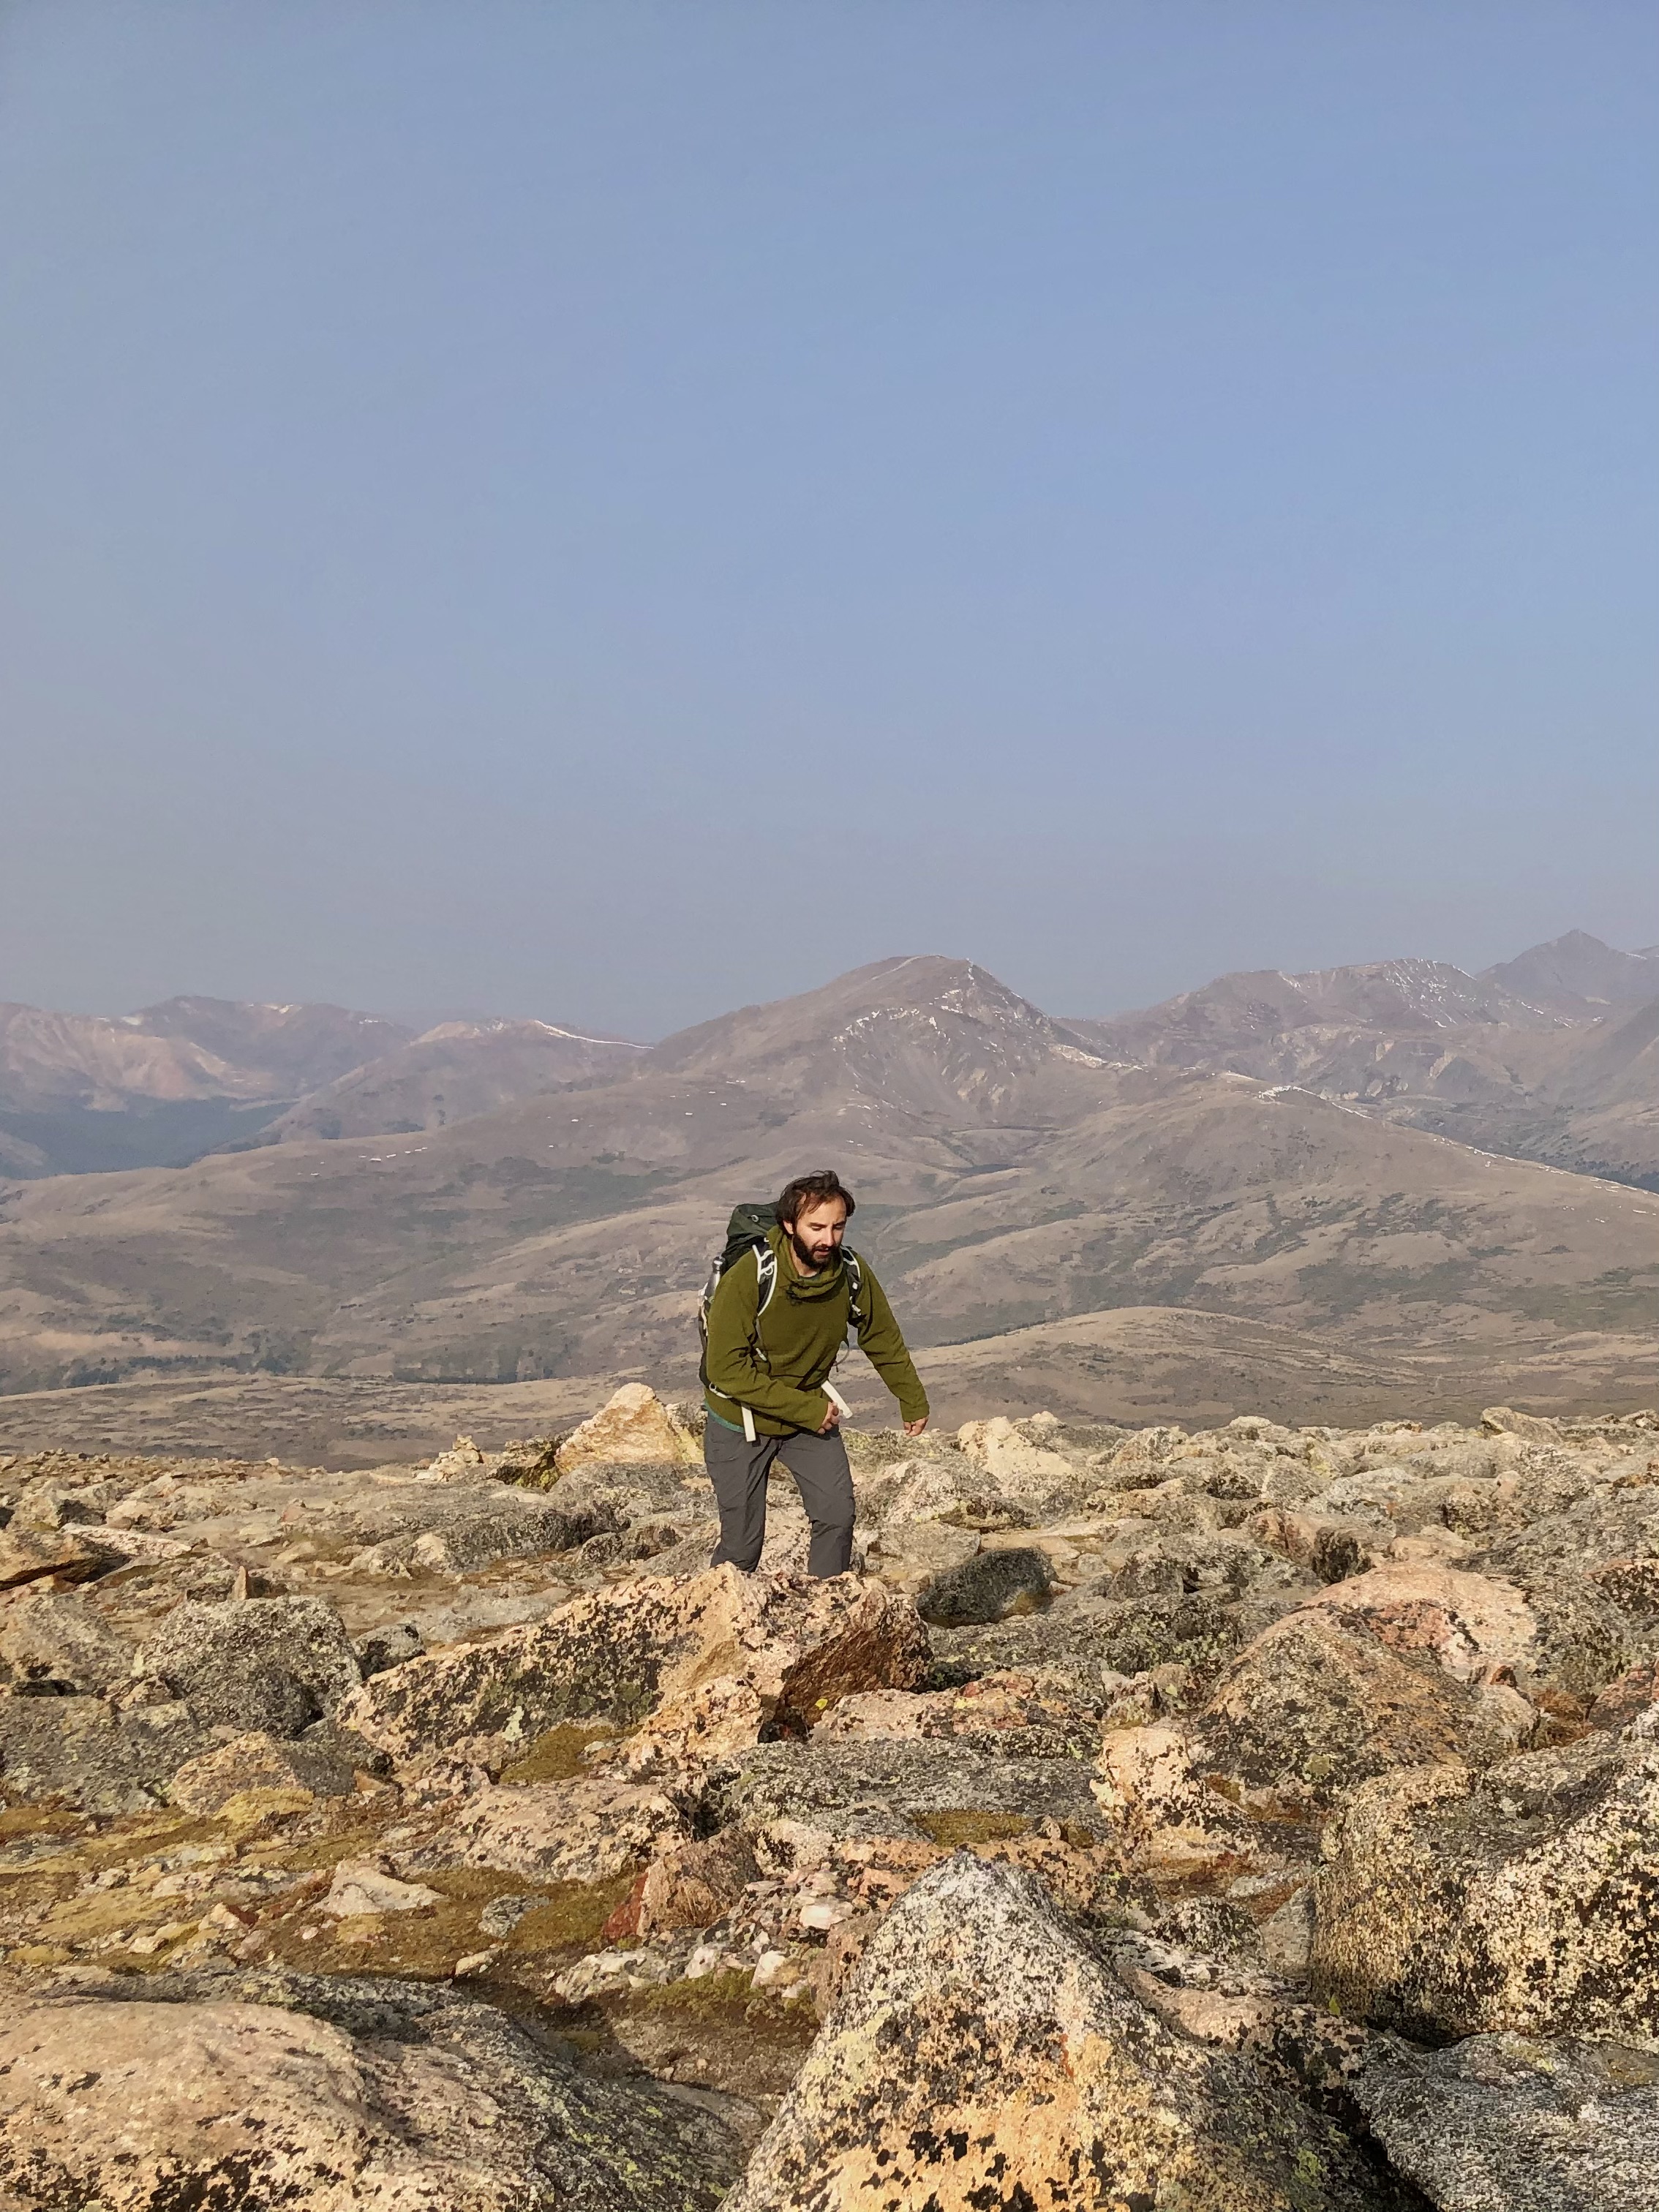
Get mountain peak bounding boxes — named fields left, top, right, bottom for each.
left=647, top=956, right=1104, bottom=1121
left=1480, top=931, right=1659, bottom=1016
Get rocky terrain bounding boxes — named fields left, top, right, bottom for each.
left=3, top=1382, right=1656, bottom=2206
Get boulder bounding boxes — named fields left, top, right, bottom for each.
left=1312, top=1712, right=1659, bottom=2039
left=1302, top=1564, right=1539, bottom=1682
left=0, top=1693, right=212, bottom=1812
left=410, top=1776, right=691, bottom=1883
left=0, top=1587, right=134, bottom=1693
left=854, top=1451, right=985, bottom=1527
left=349, top=1486, right=620, bottom=1576
left=322, top=1860, right=443, bottom=1916
left=1197, top=1608, right=1530, bottom=1808
left=1481, top=1405, right=1562, bottom=1442
left=135, top=1596, right=361, bottom=1737
left=1093, top=1722, right=1261, bottom=1881
left=557, top=1384, right=700, bottom=1471
left=1091, top=1605, right=1536, bottom=1882
left=9, top=1476, right=109, bottom=1529
left=917, top=1546, right=1054, bottom=1627
left=726, top=1853, right=1422, bottom=2211
left=634, top=1828, right=761, bottom=1935
left=166, top=1729, right=361, bottom=1813
left=1354, top=2031, right=1659, bottom=2212
left=816, top=1668, right=1102, bottom=1760
left=0, top=1969, right=742, bottom=2210
left=0, top=1523, right=117, bottom=1590
left=339, top=1565, right=928, bottom=1768
left=952, top=1417, right=1082, bottom=1512
left=704, top=1737, right=1102, bottom=1847
left=351, top=1620, right=425, bottom=1677
left=862, top=1516, right=979, bottom=1586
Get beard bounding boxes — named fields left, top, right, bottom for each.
left=789, top=1230, right=838, bottom=1274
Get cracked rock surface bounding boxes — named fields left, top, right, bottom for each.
left=3, top=1388, right=1658, bottom=2208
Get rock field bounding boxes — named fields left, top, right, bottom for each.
left=2, top=1381, right=1658, bottom=2207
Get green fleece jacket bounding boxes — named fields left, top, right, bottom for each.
left=703, top=1227, right=928, bottom=1439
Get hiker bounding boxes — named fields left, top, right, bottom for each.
left=700, top=1168, right=929, bottom=1577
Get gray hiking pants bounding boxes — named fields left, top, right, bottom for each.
left=704, top=1417, right=855, bottom=1579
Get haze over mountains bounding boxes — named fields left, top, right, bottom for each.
left=1, top=929, right=1659, bottom=1432
left=1069, top=928, right=1659, bottom=1191
left=0, top=1000, right=643, bottom=1177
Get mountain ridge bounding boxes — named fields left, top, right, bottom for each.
left=3, top=941, right=1659, bottom=1420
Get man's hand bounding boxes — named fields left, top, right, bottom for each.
left=904, top=1417, right=929, bottom=1437
left=817, top=1402, right=842, bottom=1434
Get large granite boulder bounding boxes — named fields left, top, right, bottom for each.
left=339, top=1564, right=928, bottom=1770
left=135, top=1595, right=362, bottom=1737
left=1312, top=1711, right=1659, bottom=2039
left=1354, top=2031, right=1659, bottom=2212
left=726, top=1853, right=1423, bottom=2211
left=0, top=1968, right=742, bottom=2210
left=1093, top=1602, right=1531, bottom=1881
left=0, top=1693, right=214, bottom=1813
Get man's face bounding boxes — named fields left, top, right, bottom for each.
left=786, top=1198, right=847, bottom=1273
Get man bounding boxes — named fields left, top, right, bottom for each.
left=702, top=1168, right=929, bottom=1578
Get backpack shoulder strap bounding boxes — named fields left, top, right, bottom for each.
left=843, top=1249, right=864, bottom=1332
left=753, top=1241, right=778, bottom=1317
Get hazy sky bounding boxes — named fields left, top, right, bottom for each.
left=2, top=3, right=1655, bottom=1039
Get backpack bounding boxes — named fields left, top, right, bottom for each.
left=696, top=1203, right=863, bottom=1440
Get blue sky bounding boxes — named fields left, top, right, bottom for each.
left=1, top=1, right=1655, bottom=1037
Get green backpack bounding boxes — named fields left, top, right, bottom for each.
left=696, top=1204, right=863, bottom=1434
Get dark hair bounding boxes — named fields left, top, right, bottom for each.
left=776, top=1169, right=855, bottom=1227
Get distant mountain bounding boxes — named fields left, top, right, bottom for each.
left=650, top=955, right=1108, bottom=1153
left=3, top=952, right=1658, bottom=1418
left=1479, top=929, right=1659, bottom=1017
left=123, top=997, right=413, bottom=1094
left=0, top=997, right=414, bottom=1175
left=1066, top=957, right=1562, bottom=1110
left=1066, top=933, right=1659, bottom=1192
left=257, top=1019, right=648, bottom=1143
left=1074, top=957, right=1556, bottom=1058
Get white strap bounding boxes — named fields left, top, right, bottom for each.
left=823, top=1380, right=851, bottom=1419
left=742, top=1404, right=757, bottom=1444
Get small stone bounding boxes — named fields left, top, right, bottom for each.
left=321, top=1861, right=441, bottom=1917
left=798, top=1897, right=854, bottom=1932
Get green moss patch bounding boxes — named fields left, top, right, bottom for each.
left=914, top=1810, right=1032, bottom=1848
left=505, top=1873, right=637, bottom=1955
left=500, top=1722, right=620, bottom=1783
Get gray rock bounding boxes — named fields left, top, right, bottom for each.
left=352, top=1490, right=622, bottom=1576
left=351, top=1620, right=425, bottom=1677
left=0, top=1693, right=213, bottom=1812
left=135, top=1595, right=361, bottom=1738
left=341, top=1567, right=927, bottom=1764
left=917, top=1546, right=1054, bottom=1626
left=0, top=1966, right=742, bottom=2211
left=704, top=1737, right=1102, bottom=1843
left=10, top=1477, right=108, bottom=1530
left=0, top=1523, right=118, bottom=1590
left=165, top=1727, right=364, bottom=1811
left=0, top=1588, right=134, bottom=1693
left=1355, top=2032, right=1659, bottom=2211
left=726, top=1853, right=1423, bottom=2211
left=1312, top=1712, right=1659, bottom=2040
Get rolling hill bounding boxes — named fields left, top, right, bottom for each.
left=0, top=997, right=413, bottom=1175
left=2, top=952, right=1658, bottom=1425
